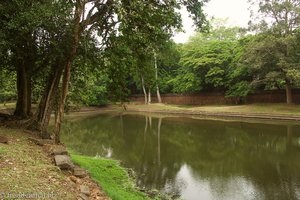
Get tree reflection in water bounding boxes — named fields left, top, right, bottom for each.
left=61, top=113, right=300, bottom=200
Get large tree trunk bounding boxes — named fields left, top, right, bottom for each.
left=14, top=64, right=31, bottom=118
left=154, top=53, right=162, bottom=103
left=14, top=31, right=36, bottom=118
left=27, top=64, right=63, bottom=139
left=285, top=79, right=292, bottom=104
left=38, top=66, right=63, bottom=139
left=52, top=0, right=83, bottom=144
left=141, top=76, right=148, bottom=104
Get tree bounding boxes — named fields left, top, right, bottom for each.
left=225, top=36, right=254, bottom=102
left=154, top=41, right=181, bottom=94
left=154, top=52, right=162, bottom=103
left=242, top=33, right=300, bottom=102
left=0, top=0, right=209, bottom=142
left=0, top=0, right=74, bottom=118
left=37, top=0, right=208, bottom=142
left=134, top=50, right=156, bottom=104
left=104, top=36, right=134, bottom=103
left=171, top=20, right=242, bottom=93
left=0, top=0, right=40, bottom=117
left=248, top=0, right=300, bottom=104
left=68, top=36, right=109, bottom=107
left=101, top=0, right=209, bottom=105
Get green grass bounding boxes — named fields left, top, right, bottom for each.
left=71, top=154, right=151, bottom=200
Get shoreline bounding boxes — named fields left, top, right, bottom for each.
left=70, top=154, right=161, bottom=200
left=0, top=125, right=157, bottom=200
left=125, top=103, right=300, bottom=122
left=127, top=107, right=300, bottom=121
left=0, top=127, right=110, bottom=200
left=3, top=102, right=300, bottom=122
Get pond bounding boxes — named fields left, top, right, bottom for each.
left=61, top=112, right=300, bottom=200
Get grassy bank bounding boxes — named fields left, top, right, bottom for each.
left=71, top=154, right=151, bottom=200
left=3, top=102, right=300, bottom=116
left=0, top=127, right=76, bottom=199
left=127, top=103, right=300, bottom=116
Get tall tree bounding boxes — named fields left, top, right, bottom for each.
left=225, top=36, right=254, bottom=103
left=0, top=0, right=209, bottom=142
left=0, top=0, right=74, bottom=120
left=248, top=0, right=300, bottom=103
left=171, top=21, right=242, bottom=93
left=0, top=1, right=40, bottom=117
left=102, top=0, right=209, bottom=105
left=52, top=0, right=84, bottom=143
left=155, top=41, right=181, bottom=94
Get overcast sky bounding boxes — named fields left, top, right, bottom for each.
left=173, top=0, right=251, bottom=43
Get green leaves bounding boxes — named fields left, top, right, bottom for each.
left=225, top=81, right=252, bottom=98
left=170, top=23, right=240, bottom=93
left=181, top=0, right=209, bottom=31
left=170, top=71, right=202, bottom=93
left=205, top=67, right=225, bottom=87
left=241, top=32, right=300, bottom=90
left=0, top=0, right=210, bottom=106
left=0, top=69, right=17, bottom=102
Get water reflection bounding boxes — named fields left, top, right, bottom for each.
left=61, top=113, right=300, bottom=200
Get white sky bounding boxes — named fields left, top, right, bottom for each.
left=173, top=0, right=251, bottom=43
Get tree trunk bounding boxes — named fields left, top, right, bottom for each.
left=156, top=87, right=162, bottom=103
left=52, top=0, right=83, bottom=144
left=141, top=76, right=148, bottom=104
left=148, top=88, right=151, bottom=104
left=154, top=53, right=162, bottom=103
left=14, top=64, right=31, bottom=118
left=27, top=64, right=63, bottom=139
left=39, top=66, right=63, bottom=138
left=27, top=74, right=32, bottom=115
left=285, top=80, right=292, bottom=104
left=14, top=31, right=36, bottom=118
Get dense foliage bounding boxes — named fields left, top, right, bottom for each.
left=0, top=0, right=210, bottom=142
left=1, top=0, right=300, bottom=120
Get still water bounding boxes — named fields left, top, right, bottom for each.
left=61, top=112, right=300, bottom=200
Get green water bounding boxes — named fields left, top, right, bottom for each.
left=61, top=112, right=300, bottom=200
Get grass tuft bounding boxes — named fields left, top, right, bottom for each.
left=71, top=154, right=150, bottom=200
